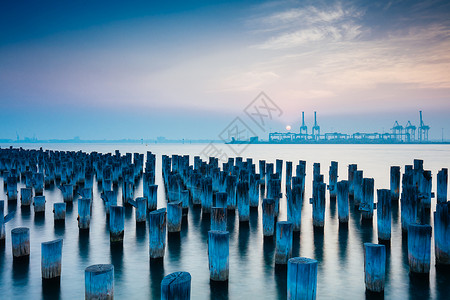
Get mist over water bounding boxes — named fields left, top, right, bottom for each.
left=1, top=143, right=450, bottom=299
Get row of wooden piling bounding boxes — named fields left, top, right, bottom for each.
left=1, top=147, right=450, bottom=298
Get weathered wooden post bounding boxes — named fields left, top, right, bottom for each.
left=208, top=230, right=229, bottom=281
left=360, top=178, right=375, bottom=220
left=348, top=164, right=357, bottom=197
left=286, top=161, right=293, bottom=190
left=11, top=227, right=30, bottom=261
left=262, top=198, right=275, bottom=237
left=53, top=203, right=66, bottom=223
left=272, top=178, right=282, bottom=217
left=226, top=175, right=237, bottom=210
left=408, top=224, right=432, bottom=273
left=259, top=160, right=266, bottom=193
left=364, top=243, right=386, bottom=293
left=181, top=190, right=190, bottom=216
left=287, top=257, right=318, bottom=300
left=328, top=161, right=338, bottom=199
left=78, top=198, right=91, bottom=230
left=353, top=170, right=363, bottom=207
left=419, top=170, right=432, bottom=209
left=215, top=192, right=227, bottom=208
left=312, top=182, right=326, bottom=227
left=287, top=180, right=302, bottom=231
left=390, top=166, right=401, bottom=202
left=41, top=239, right=63, bottom=282
left=110, top=206, right=125, bottom=243
left=201, top=177, right=213, bottom=214
left=148, top=184, right=158, bottom=212
left=276, top=159, right=283, bottom=179
left=337, top=180, right=349, bottom=223
left=211, top=207, right=227, bottom=231
left=34, top=196, right=46, bottom=214
left=102, top=190, right=117, bottom=216
left=61, top=184, right=74, bottom=203
left=237, top=181, right=250, bottom=222
left=437, top=168, right=448, bottom=204
left=161, top=271, right=191, bottom=300
left=20, top=187, right=33, bottom=206
left=135, top=197, right=147, bottom=223
left=434, top=203, right=450, bottom=266
left=275, top=221, right=294, bottom=264
left=33, top=173, right=44, bottom=196
left=6, top=176, right=18, bottom=201
left=149, top=208, right=167, bottom=259
left=168, top=201, right=182, bottom=233
left=249, top=173, right=259, bottom=208
left=377, top=189, right=391, bottom=244
left=85, top=264, right=114, bottom=300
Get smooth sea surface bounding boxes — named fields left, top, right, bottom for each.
left=1, top=143, right=450, bottom=299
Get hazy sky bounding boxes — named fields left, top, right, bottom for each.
left=1, top=0, right=449, bottom=140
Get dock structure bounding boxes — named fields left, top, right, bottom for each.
left=264, top=111, right=434, bottom=144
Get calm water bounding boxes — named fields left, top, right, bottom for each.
left=1, top=143, right=450, bottom=299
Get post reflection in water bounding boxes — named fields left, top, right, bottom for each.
left=210, top=280, right=228, bottom=300
left=274, top=264, right=287, bottom=300
left=149, top=259, right=164, bottom=300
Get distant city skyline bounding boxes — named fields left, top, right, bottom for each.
left=1, top=0, right=449, bottom=140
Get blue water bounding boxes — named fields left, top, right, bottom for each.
left=1, top=143, right=450, bottom=299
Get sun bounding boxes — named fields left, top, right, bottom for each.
left=286, top=125, right=291, bottom=131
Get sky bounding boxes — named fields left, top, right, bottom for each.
left=0, top=0, right=449, bottom=140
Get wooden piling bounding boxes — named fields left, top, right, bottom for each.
left=78, top=198, right=91, bottom=230
left=377, top=189, right=391, bottom=243
left=148, top=184, right=158, bottom=212
left=135, top=197, right=147, bottom=223
left=275, top=221, right=294, bottom=264
left=312, top=182, right=326, bottom=227
left=61, top=184, right=74, bottom=203
left=360, top=178, right=375, bottom=220
left=53, top=203, right=66, bottom=222
left=328, top=161, right=338, bottom=199
left=181, top=190, right=190, bottom=216
left=6, top=176, right=18, bottom=201
left=226, top=175, right=237, bottom=210
left=434, top=203, right=450, bottom=266
left=110, top=206, right=125, bottom=243
left=408, top=224, right=432, bottom=273
left=287, top=181, right=302, bottom=231
left=215, top=192, right=227, bottom=208
left=437, top=168, right=448, bottom=204
left=20, top=187, right=33, bottom=206
left=364, top=243, right=386, bottom=293
left=287, top=257, right=318, bottom=300
left=0, top=201, right=5, bottom=244
left=348, top=164, right=357, bottom=197
left=161, top=271, right=191, bottom=300
left=262, top=198, right=275, bottom=237
left=337, top=180, right=349, bottom=223
left=149, top=208, right=167, bottom=259
left=237, top=181, right=250, bottom=222
left=208, top=230, right=229, bottom=281
left=85, top=264, right=114, bottom=300
left=211, top=207, right=227, bottom=231
left=353, top=170, right=363, bottom=207
left=390, top=166, right=401, bottom=202
left=201, top=177, right=213, bottom=214
left=168, top=201, right=182, bottom=233
left=34, top=196, right=46, bottom=214
left=249, top=173, right=259, bottom=208
left=41, top=239, right=63, bottom=281
left=11, top=227, right=30, bottom=260
left=102, top=190, right=117, bottom=215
